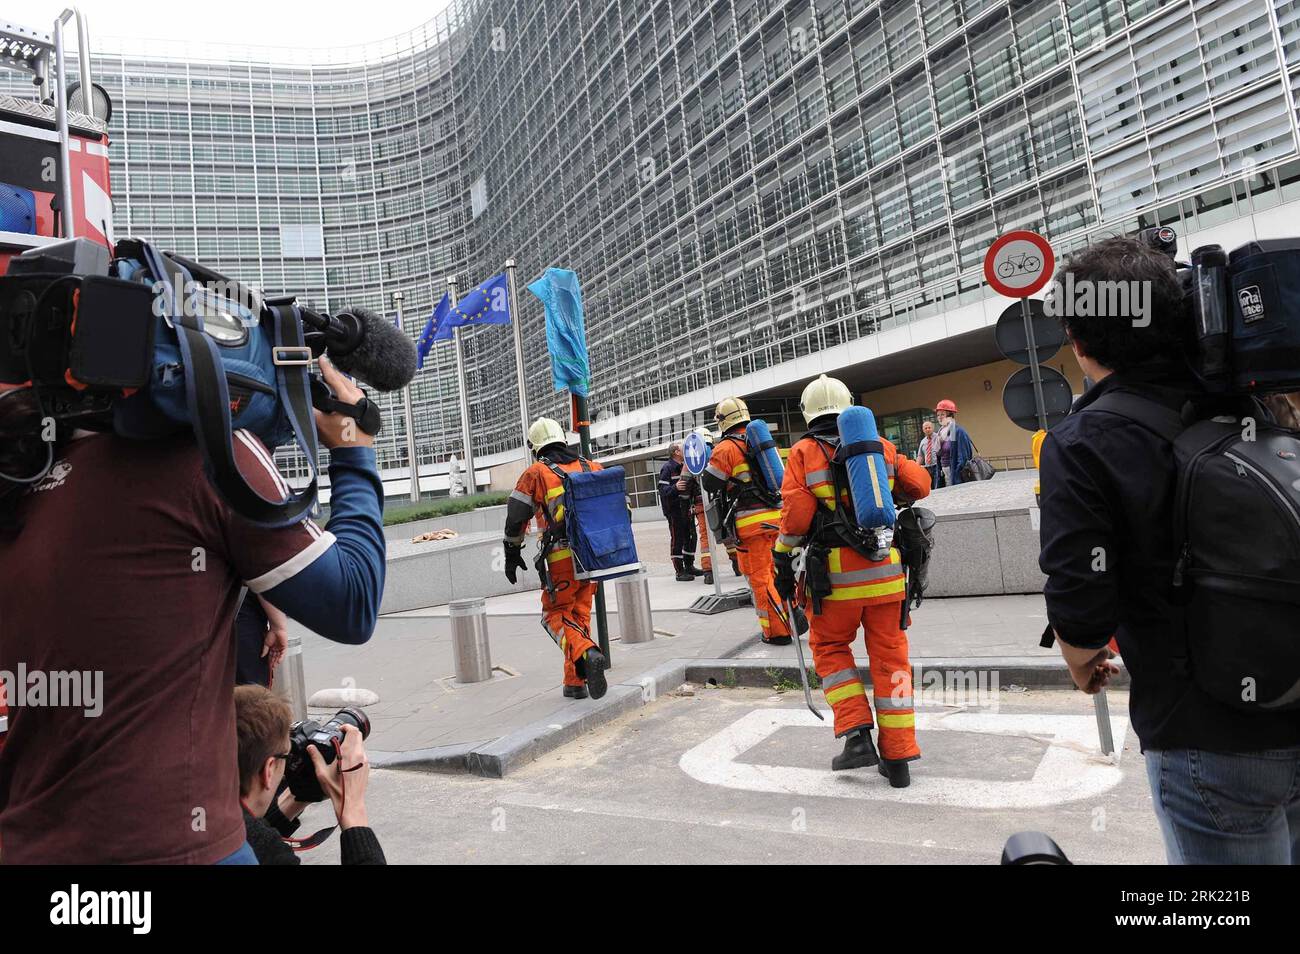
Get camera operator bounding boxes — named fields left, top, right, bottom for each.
left=0, top=354, right=386, bottom=864
left=234, top=685, right=384, bottom=865
left=1038, top=237, right=1300, bottom=864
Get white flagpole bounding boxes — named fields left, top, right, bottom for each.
left=393, top=291, right=419, bottom=503
left=449, top=275, right=475, bottom=495
left=504, top=259, right=530, bottom=464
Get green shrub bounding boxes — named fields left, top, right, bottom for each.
left=382, top=492, right=509, bottom=527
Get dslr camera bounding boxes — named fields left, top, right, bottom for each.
left=283, top=706, right=372, bottom=804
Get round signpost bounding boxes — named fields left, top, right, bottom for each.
left=1002, top=365, right=1073, bottom=432
left=994, top=299, right=1064, bottom=366
left=681, top=431, right=721, bottom=596
left=683, top=432, right=709, bottom=476
left=986, top=230, right=1057, bottom=433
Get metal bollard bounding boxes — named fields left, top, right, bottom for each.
left=449, top=597, right=493, bottom=683
left=614, top=568, right=654, bottom=644
left=274, top=635, right=308, bottom=723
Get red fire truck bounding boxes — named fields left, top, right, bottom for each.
left=0, top=10, right=114, bottom=746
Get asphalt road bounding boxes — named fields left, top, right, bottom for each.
left=302, top=685, right=1163, bottom=865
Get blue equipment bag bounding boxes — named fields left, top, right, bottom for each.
left=837, top=406, right=895, bottom=529
left=744, top=418, right=785, bottom=494
left=111, top=240, right=321, bottom=526
left=553, top=463, right=640, bottom=581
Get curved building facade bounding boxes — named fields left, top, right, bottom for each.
left=10, top=0, right=1300, bottom=492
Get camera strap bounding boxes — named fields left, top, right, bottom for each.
left=143, top=243, right=320, bottom=527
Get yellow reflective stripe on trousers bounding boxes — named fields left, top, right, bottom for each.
left=878, top=712, right=915, bottom=729
left=547, top=548, right=572, bottom=563
left=736, top=508, right=781, bottom=530
left=825, top=681, right=867, bottom=705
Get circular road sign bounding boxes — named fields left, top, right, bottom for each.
left=683, top=431, right=710, bottom=476
left=984, top=230, right=1055, bottom=299
left=994, top=299, right=1065, bottom=365
left=1002, top=365, right=1074, bottom=432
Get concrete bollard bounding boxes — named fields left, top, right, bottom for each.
left=614, top=568, right=654, bottom=644
left=275, top=635, right=308, bottom=723
left=449, top=597, right=493, bottom=683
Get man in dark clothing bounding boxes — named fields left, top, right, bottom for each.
left=235, top=685, right=385, bottom=865
left=659, top=442, right=701, bottom=581
left=1039, top=237, right=1300, bottom=864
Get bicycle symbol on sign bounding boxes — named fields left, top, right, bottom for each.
left=997, top=251, right=1041, bottom=279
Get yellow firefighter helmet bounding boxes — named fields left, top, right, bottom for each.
left=714, top=396, right=750, bottom=432
left=800, top=374, right=853, bottom=425
left=527, top=417, right=566, bottom=453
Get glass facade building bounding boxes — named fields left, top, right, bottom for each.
left=9, top=0, right=1300, bottom=483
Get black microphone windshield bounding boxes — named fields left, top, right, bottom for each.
left=328, top=306, right=417, bottom=392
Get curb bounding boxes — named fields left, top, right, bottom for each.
left=685, top=656, right=1131, bottom=691
left=372, top=654, right=1125, bottom=779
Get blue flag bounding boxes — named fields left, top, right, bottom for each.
left=415, top=293, right=449, bottom=370
left=433, top=273, right=511, bottom=343
left=527, top=267, right=589, bottom=397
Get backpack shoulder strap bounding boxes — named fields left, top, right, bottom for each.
left=1087, top=390, right=1187, bottom=444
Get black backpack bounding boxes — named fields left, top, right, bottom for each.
left=1091, top=390, right=1300, bottom=712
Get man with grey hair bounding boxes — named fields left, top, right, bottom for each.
left=659, top=442, right=701, bottom=581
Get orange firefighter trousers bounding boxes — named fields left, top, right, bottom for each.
left=540, top=552, right=598, bottom=687
left=738, top=528, right=791, bottom=639
left=809, top=597, right=919, bottom=761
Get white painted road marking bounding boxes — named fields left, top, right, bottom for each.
left=678, top=708, right=1129, bottom=809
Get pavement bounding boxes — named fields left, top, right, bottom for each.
left=300, top=686, right=1161, bottom=865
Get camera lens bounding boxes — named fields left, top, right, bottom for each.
left=327, top=706, right=371, bottom=741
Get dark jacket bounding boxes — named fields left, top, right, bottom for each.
left=242, top=804, right=386, bottom=865
left=1038, top=370, right=1300, bottom=752
left=658, top=459, right=687, bottom=514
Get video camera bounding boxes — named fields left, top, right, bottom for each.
left=284, top=706, right=371, bottom=803
left=0, top=237, right=416, bottom=525
left=1137, top=225, right=1300, bottom=395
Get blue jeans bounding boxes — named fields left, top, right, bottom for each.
left=214, top=841, right=259, bottom=865
left=1145, top=748, right=1300, bottom=864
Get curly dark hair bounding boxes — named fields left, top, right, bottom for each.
left=1051, top=236, right=1187, bottom=374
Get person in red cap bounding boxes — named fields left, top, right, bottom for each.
left=934, top=399, right=974, bottom=487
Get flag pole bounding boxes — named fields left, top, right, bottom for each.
left=572, top=391, right=611, bottom=663
left=393, top=291, right=419, bottom=503
left=504, top=259, right=531, bottom=466
left=448, top=275, right=475, bottom=496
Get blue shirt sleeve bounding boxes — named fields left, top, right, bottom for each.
left=262, top=446, right=386, bottom=644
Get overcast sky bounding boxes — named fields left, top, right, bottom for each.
left=23, top=0, right=454, bottom=50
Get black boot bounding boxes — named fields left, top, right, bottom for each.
left=761, top=634, right=792, bottom=646
left=675, top=570, right=695, bottom=581
left=688, top=565, right=706, bottom=577
left=878, top=758, right=912, bottom=788
left=579, top=648, right=609, bottom=700
left=702, top=570, right=714, bottom=585
left=563, top=684, right=589, bottom=700
left=831, top=727, right=879, bottom=771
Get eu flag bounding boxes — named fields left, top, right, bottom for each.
left=433, top=273, right=511, bottom=342
left=415, top=293, right=449, bottom=370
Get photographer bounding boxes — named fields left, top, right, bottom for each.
left=0, top=355, right=386, bottom=864
left=234, top=685, right=384, bottom=865
left=1038, top=237, right=1300, bottom=864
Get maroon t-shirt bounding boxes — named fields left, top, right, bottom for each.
left=0, top=430, right=332, bottom=863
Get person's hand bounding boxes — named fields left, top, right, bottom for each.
left=1059, top=639, right=1121, bottom=694
left=313, top=354, right=374, bottom=449
left=675, top=478, right=688, bottom=492
left=307, top=724, right=370, bottom=829
left=257, top=595, right=289, bottom=680
left=504, top=543, right=528, bottom=584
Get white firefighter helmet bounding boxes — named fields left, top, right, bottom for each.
left=800, top=374, right=853, bottom=425
left=714, top=396, right=750, bottom=432
left=692, top=425, right=715, bottom=445
left=527, top=416, right=565, bottom=453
